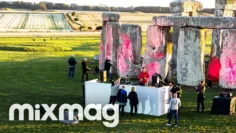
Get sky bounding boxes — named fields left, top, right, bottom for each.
left=2, top=0, right=215, bottom=8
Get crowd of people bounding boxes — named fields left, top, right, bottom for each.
left=68, top=55, right=207, bottom=127
left=110, top=78, right=139, bottom=116
left=108, top=74, right=206, bottom=127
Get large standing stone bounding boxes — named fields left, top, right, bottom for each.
left=177, top=27, right=206, bottom=86
left=169, top=0, right=202, bottom=76
left=219, top=30, right=236, bottom=88
left=109, top=22, right=120, bottom=74
left=117, top=24, right=142, bottom=78
left=171, top=26, right=180, bottom=74
left=142, top=25, right=172, bottom=80
left=208, top=0, right=225, bottom=82
left=99, top=13, right=120, bottom=71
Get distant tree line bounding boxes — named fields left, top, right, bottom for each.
left=0, top=1, right=214, bottom=14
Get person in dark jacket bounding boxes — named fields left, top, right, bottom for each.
left=117, top=86, right=127, bottom=116
left=104, top=59, right=112, bottom=81
left=170, top=84, right=182, bottom=99
left=68, top=55, right=77, bottom=79
left=81, top=58, right=90, bottom=82
left=128, top=87, right=139, bottom=116
left=196, top=80, right=206, bottom=113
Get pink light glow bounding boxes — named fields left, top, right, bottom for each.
left=221, top=49, right=236, bottom=86
left=145, top=62, right=161, bottom=80
left=143, top=26, right=166, bottom=79
left=117, top=33, right=133, bottom=74
left=207, top=57, right=221, bottom=82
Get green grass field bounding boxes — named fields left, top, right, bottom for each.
left=0, top=35, right=235, bottom=133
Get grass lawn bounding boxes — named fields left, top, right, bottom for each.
left=0, top=35, right=235, bottom=133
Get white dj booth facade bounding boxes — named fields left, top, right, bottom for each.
left=85, top=79, right=170, bottom=116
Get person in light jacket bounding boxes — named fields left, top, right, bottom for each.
left=166, top=93, right=181, bottom=127
left=109, top=78, right=121, bottom=105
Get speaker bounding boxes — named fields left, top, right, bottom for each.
left=220, top=92, right=232, bottom=98
left=120, top=78, right=126, bottom=84
left=99, top=70, right=107, bottom=82
left=152, top=75, right=157, bottom=86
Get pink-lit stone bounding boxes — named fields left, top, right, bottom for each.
left=207, top=57, right=221, bottom=82
left=105, top=23, right=113, bottom=60
left=99, top=20, right=120, bottom=71
left=117, top=24, right=142, bottom=78
left=219, top=30, right=236, bottom=88
left=143, top=25, right=171, bottom=80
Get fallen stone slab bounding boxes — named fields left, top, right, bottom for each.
left=153, top=16, right=236, bottom=29
left=117, top=24, right=142, bottom=78
left=219, top=29, right=236, bottom=88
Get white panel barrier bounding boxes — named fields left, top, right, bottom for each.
left=85, top=79, right=170, bottom=116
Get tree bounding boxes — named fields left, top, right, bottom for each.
left=31, top=3, right=40, bottom=10
left=45, top=2, right=54, bottom=9
left=39, top=2, right=47, bottom=11
left=88, top=27, right=92, bottom=30
left=74, top=18, right=79, bottom=21
left=96, top=26, right=102, bottom=30
left=80, top=26, right=86, bottom=30
left=72, top=12, right=76, bottom=16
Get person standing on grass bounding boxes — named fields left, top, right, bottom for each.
left=109, top=78, right=121, bottom=105
left=176, top=84, right=182, bottom=116
left=117, top=85, right=127, bottom=116
left=166, top=93, right=181, bottom=127
left=68, top=54, right=77, bottom=79
left=104, top=59, right=112, bottom=81
left=128, top=87, right=139, bottom=116
left=81, top=58, right=90, bottom=82
left=196, top=80, right=206, bottom=113
left=168, top=81, right=174, bottom=103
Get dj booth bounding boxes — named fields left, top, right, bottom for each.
left=85, top=79, right=170, bottom=116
